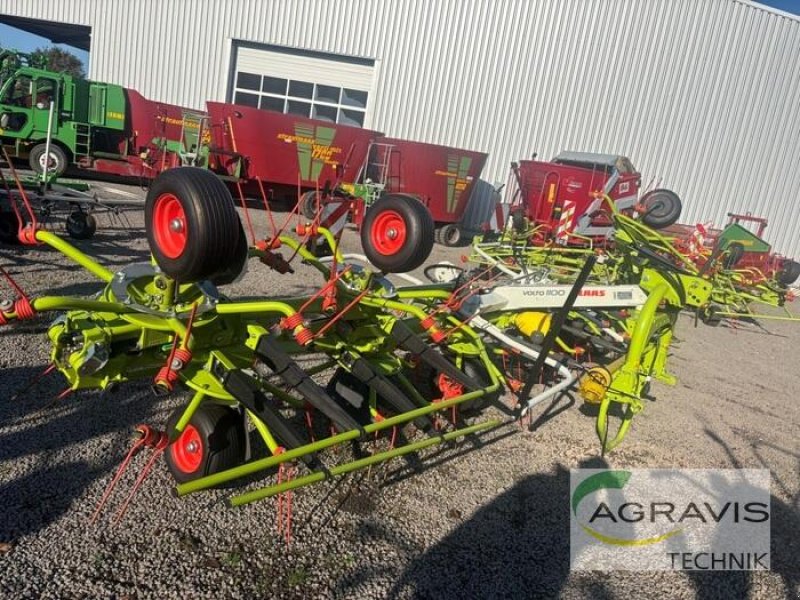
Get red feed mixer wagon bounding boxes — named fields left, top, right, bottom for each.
left=82, top=89, right=207, bottom=178
left=205, top=101, right=487, bottom=246
left=205, top=100, right=379, bottom=200
left=511, top=151, right=682, bottom=245
left=365, top=138, right=487, bottom=246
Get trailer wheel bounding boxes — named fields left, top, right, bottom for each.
left=300, top=190, right=321, bottom=220
left=65, top=211, right=97, bottom=240
left=361, top=194, right=434, bottom=273
left=29, top=143, right=67, bottom=177
left=145, top=167, right=241, bottom=282
left=640, top=189, right=682, bottom=229
left=165, top=403, right=246, bottom=484
left=435, top=223, right=462, bottom=247
left=777, top=260, right=800, bottom=287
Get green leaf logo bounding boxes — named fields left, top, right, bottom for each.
left=572, top=470, right=683, bottom=547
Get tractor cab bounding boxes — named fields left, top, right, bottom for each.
left=0, top=67, right=61, bottom=138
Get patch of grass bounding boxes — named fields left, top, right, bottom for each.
left=287, top=566, right=309, bottom=587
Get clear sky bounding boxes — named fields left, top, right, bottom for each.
left=755, top=0, right=800, bottom=14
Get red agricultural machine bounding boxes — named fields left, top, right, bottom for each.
left=510, top=151, right=682, bottom=245
left=206, top=102, right=488, bottom=246
left=664, top=213, right=800, bottom=287
left=0, top=50, right=489, bottom=248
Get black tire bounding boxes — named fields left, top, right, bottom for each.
left=165, top=403, right=246, bottom=484
left=300, top=190, right=321, bottom=220
left=65, top=211, right=97, bottom=240
left=361, top=194, right=434, bottom=273
left=435, top=223, right=462, bottom=247
left=460, top=359, right=500, bottom=413
left=29, top=143, right=68, bottom=177
left=777, top=260, right=800, bottom=287
left=145, top=167, right=241, bottom=282
left=210, top=222, right=249, bottom=286
left=404, top=355, right=498, bottom=414
left=640, top=189, right=682, bottom=229
left=0, top=211, right=18, bottom=244
left=722, top=242, right=745, bottom=270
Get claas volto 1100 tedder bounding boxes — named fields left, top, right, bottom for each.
left=0, top=165, right=677, bottom=527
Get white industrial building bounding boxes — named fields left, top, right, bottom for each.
left=1, top=0, right=798, bottom=256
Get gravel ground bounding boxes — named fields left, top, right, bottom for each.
left=0, top=181, right=798, bottom=599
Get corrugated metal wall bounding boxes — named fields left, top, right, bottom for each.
left=1, top=0, right=798, bottom=256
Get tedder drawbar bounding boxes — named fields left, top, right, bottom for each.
left=0, top=167, right=678, bottom=525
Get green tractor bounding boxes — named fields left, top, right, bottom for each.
left=0, top=49, right=206, bottom=179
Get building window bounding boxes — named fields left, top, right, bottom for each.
left=233, top=71, right=368, bottom=126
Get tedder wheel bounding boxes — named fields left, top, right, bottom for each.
left=0, top=212, right=18, bottom=244
left=300, top=190, right=321, bottom=220
left=361, top=194, right=434, bottom=273
left=65, top=211, right=97, bottom=240
left=29, top=143, right=68, bottom=177
left=434, top=223, right=463, bottom=247
left=165, top=403, right=247, bottom=484
left=722, top=242, right=745, bottom=270
left=145, top=167, right=242, bottom=282
left=640, top=189, right=682, bottom=229
left=406, top=355, right=499, bottom=414
left=777, top=260, right=800, bottom=287
left=210, top=222, right=249, bottom=286
left=459, top=359, right=500, bottom=413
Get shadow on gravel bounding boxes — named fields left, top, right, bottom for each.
left=380, top=424, right=520, bottom=489
left=34, top=279, right=108, bottom=298
left=385, top=457, right=611, bottom=600
left=0, top=460, right=94, bottom=541
left=687, top=429, right=800, bottom=599
left=381, top=395, right=575, bottom=491
left=0, top=249, right=79, bottom=272
left=0, top=369, right=163, bottom=540
left=65, top=235, right=151, bottom=265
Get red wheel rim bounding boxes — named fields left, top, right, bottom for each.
left=153, top=193, right=188, bottom=258
left=369, top=210, right=407, bottom=256
left=169, top=424, right=203, bottom=473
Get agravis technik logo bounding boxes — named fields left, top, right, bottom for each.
left=570, top=469, right=770, bottom=571
left=572, top=470, right=684, bottom=546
